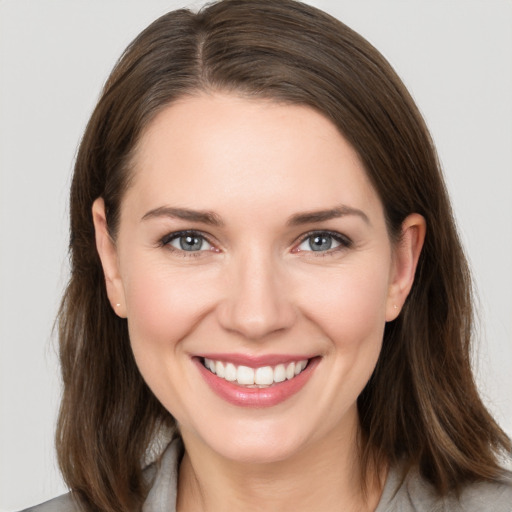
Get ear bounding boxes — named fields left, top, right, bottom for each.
left=92, top=198, right=127, bottom=318
left=386, top=213, right=426, bottom=321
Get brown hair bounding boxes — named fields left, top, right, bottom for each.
left=56, top=0, right=511, bottom=510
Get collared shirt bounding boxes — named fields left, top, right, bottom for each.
left=21, top=437, right=512, bottom=512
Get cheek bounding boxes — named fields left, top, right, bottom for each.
left=123, top=262, right=218, bottom=360
left=299, top=259, right=391, bottom=346
left=121, top=262, right=221, bottom=419
left=297, top=260, right=391, bottom=417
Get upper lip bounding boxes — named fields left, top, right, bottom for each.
left=197, top=353, right=316, bottom=368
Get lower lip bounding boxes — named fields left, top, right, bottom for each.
left=195, top=357, right=319, bottom=408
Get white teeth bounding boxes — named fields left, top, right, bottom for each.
left=295, top=360, right=306, bottom=375
left=286, top=362, right=295, bottom=380
left=224, top=362, right=237, bottom=382
left=203, top=358, right=309, bottom=386
left=215, top=361, right=225, bottom=378
left=255, top=366, right=274, bottom=385
left=237, top=365, right=255, bottom=385
left=274, top=364, right=286, bottom=383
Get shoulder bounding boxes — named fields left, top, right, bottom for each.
left=17, top=493, right=79, bottom=512
left=17, top=435, right=183, bottom=512
left=455, top=476, right=512, bottom=512
left=377, top=465, right=512, bottom=512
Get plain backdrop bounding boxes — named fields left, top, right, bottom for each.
left=1, top=0, right=511, bottom=510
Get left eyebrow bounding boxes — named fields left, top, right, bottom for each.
left=286, top=205, right=370, bottom=226
left=141, top=206, right=224, bottom=226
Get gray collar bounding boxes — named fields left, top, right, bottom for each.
left=143, top=437, right=183, bottom=512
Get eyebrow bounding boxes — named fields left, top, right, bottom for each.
left=286, top=205, right=370, bottom=226
left=141, top=204, right=370, bottom=227
left=141, top=206, right=224, bottom=226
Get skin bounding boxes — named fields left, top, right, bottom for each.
left=93, top=93, right=425, bottom=511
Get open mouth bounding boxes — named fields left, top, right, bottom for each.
left=196, top=355, right=319, bottom=407
left=201, top=357, right=310, bottom=388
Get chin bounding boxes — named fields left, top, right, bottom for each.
left=186, top=414, right=319, bottom=466
left=215, top=436, right=306, bottom=465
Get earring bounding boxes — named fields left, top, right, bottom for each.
left=393, top=304, right=399, bottom=310
left=113, top=303, right=126, bottom=319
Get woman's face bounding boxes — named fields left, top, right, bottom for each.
left=94, top=93, right=421, bottom=464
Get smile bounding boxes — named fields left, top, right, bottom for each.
left=196, top=355, right=318, bottom=407
left=202, top=358, right=309, bottom=388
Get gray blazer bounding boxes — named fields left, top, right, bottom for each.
left=20, top=438, right=512, bottom=512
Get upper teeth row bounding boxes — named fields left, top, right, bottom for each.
left=204, top=358, right=308, bottom=386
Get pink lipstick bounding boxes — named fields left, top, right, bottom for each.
left=194, top=355, right=319, bottom=408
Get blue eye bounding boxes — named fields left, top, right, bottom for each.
left=163, top=232, right=213, bottom=252
left=296, top=232, right=349, bottom=252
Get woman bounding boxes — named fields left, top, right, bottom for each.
left=23, top=0, right=511, bottom=511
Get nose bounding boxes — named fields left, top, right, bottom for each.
left=216, top=250, right=296, bottom=340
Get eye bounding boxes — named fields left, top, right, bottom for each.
left=295, top=231, right=351, bottom=253
left=162, top=231, right=214, bottom=252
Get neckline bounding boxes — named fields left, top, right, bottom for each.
left=144, top=437, right=402, bottom=512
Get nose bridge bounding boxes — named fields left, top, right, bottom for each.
left=217, top=246, right=295, bottom=340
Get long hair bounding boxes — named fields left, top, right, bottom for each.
left=56, top=1, right=511, bottom=510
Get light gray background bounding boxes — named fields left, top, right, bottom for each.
left=1, top=0, right=511, bottom=510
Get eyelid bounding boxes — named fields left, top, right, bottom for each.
left=292, top=230, right=353, bottom=253
left=159, top=230, right=219, bottom=253
left=158, top=229, right=352, bottom=255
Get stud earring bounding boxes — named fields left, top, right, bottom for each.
left=116, top=303, right=121, bottom=307
left=393, top=304, right=399, bottom=310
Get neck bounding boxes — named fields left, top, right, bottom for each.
left=176, top=415, right=384, bottom=512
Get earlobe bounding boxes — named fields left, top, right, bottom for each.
left=92, top=198, right=127, bottom=318
left=386, top=213, right=426, bottom=321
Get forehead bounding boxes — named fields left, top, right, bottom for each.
left=126, top=93, right=383, bottom=222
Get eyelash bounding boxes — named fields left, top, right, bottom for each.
left=294, top=230, right=353, bottom=255
left=159, top=230, right=216, bottom=257
left=158, top=230, right=353, bottom=257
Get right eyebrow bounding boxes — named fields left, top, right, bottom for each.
left=286, top=205, right=370, bottom=227
left=141, top=206, right=224, bottom=227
